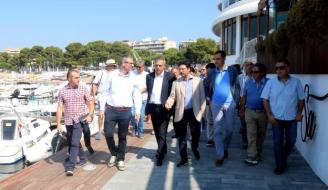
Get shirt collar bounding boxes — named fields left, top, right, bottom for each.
left=216, top=65, right=228, bottom=73
left=182, top=75, right=193, bottom=81
left=155, top=71, right=164, bottom=78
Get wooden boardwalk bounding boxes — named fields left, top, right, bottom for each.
left=0, top=124, right=154, bottom=190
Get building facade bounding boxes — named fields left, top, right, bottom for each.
left=130, top=37, right=177, bottom=54
left=212, top=0, right=328, bottom=185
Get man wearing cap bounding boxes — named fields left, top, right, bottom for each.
left=92, top=59, right=117, bottom=140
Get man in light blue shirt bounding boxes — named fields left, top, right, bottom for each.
left=99, top=56, right=142, bottom=171
left=203, top=50, right=240, bottom=166
left=261, top=58, right=305, bottom=175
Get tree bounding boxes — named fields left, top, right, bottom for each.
left=30, top=45, right=46, bottom=70
left=44, top=46, right=64, bottom=69
left=0, top=52, right=15, bottom=70
left=136, top=49, right=157, bottom=66
left=163, top=48, right=184, bottom=66
left=64, top=42, right=86, bottom=67
left=108, top=42, right=132, bottom=64
left=185, top=38, right=218, bottom=64
left=84, top=40, right=109, bottom=66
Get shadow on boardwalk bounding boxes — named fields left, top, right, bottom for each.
left=102, top=121, right=327, bottom=190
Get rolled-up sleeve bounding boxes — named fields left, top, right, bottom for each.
left=297, top=79, right=305, bottom=100
left=260, top=80, right=271, bottom=100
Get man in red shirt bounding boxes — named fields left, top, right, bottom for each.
left=56, top=68, right=94, bottom=176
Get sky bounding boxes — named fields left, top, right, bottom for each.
left=0, top=0, right=219, bottom=50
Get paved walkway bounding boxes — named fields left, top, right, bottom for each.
left=102, top=121, right=326, bottom=190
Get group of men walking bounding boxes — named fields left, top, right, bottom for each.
left=57, top=50, right=305, bottom=177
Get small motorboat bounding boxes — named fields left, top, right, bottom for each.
left=0, top=112, right=55, bottom=174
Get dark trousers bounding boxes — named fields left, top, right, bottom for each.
left=67, top=122, right=91, bottom=153
left=170, top=108, right=178, bottom=135
left=175, top=109, right=201, bottom=161
left=272, top=119, right=297, bottom=169
left=81, top=122, right=91, bottom=147
left=149, top=104, right=170, bottom=160
left=65, top=122, right=86, bottom=171
left=104, top=107, right=132, bottom=161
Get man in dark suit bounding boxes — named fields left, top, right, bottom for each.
left=146, top=57, right=175, bottom=166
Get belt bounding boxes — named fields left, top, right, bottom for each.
left=248, top=108, right=265, bottom=113
left=106, top=104, right=131, bottom=111
left=150, top=103, right=162, bottom=107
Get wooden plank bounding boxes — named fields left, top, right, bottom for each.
left=0, top=123, right=154, bottom=190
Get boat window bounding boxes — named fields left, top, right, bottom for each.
left=1, top=120, right=16, bottom=140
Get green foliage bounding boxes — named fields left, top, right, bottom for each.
left=7, top=38, right=219, bottom=70
left=256, top=0, right=326, bottom=58
left=108, top=42, right=131, bottom=64
left=163, top=48, right=184, bottom=66
left=286, top=0, right=328, bottom=42
left=185, top=38, right=218, bottom=64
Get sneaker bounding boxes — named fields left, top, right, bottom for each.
left=77, top=160, right=88, bottom=168
left=66, top=170, right=73, bottom=176
left=95, top=132, right=101, bottom=140
left=87, top=146, right=95, bottom=154
left=138, top=133, right=143, bottom=139
left=244, top=157, right=259, bottom=165
left=117, top=161, right=125, bottom=171
left=108, top=156, right=117, bottom=167
left=206, top=140, right=214, bottom=147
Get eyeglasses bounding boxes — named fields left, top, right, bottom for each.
left=275, top=66, right=286, bottom=71
left=155, top=64, right=163, bottom=67
left=251, top=70, right=260, bottom=74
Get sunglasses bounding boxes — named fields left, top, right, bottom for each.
left=275, top=66, right=286, bottom=71
left=251, top=70, right=260, bottom=74
left=137, top=66, right=143, bottom=68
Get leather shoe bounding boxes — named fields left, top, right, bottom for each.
left=177, top=160, right=188, bottom=167
left=156, top=159, right=163, bottom=166
left=274, top=166, right=284, bottom=175
left=193, top=150, right=200, bottom=160
left=215, top=158, right=224, bottom=167
left=87, top=146, right=95, bottom=154
left=224, top=150, right=228, bottom=159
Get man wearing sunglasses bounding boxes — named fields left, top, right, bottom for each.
left=261, top=58, right=305, bottom=175
left=240, top=63, right=268, bottom=166
left=131, top=61, right=149, bottom=138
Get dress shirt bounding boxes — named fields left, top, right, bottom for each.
left=57, top=84, right=92, bottom=125
left=134, top=70, right=149, bottom=101
left=243, top=78, right=268, bottom=111
left=149, top=71, right=164, bottom=104
left=92, top=69, right=111, bottom=95
left=261, top=76, right=305, bottom=120
left=183, top=76, right=193, bottom=109
left=212, top=66, right=233, bottom=105
left=99, top=69, right=142, bottom=113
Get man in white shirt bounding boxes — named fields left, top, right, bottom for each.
left=131, top=60, right=149, bottom=138
left=145, top=57, right=175, bottom=166
left=92, top=59, right=117, bottom=140
left=99, top=56, right=142, bottom=171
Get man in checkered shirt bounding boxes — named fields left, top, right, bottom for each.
left=56, top=68, right=94, bottom=176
